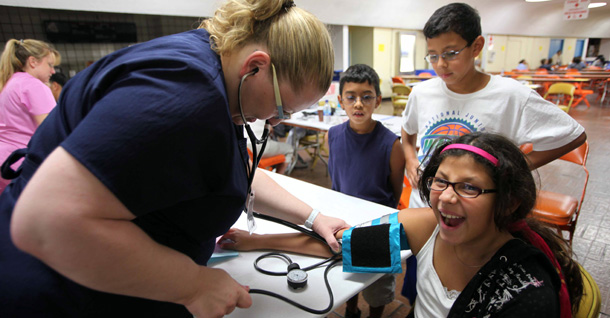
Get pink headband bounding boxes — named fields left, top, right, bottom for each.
left=441, top=144, right=499, bottom=167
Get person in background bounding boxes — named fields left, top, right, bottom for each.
left=538, top=58, right=553, bottom=71
left=591, top=54, right=606, bottom=68
left=221, top=132, right=584, bottom=317
left=400, top=2, right=586, bottom=307
left=0, top=39, right=60, bottom=194
left=551, top=49, right=563, bottom=66
left=0, top=0, right=348, bottom=317
left=568, top=57, right=586, bottom=71
left=327, top=64, right=405, bottom=318
left=246, top=119, right=294, bottom=174
left=48, top=72, right=68, bottom=102
left=516, top=59, right=529, bottom=71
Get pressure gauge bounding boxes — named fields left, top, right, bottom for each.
left=286, top=263, right=308, bottom=289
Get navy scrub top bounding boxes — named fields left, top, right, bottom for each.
left=0, top=29, right=248, bottom=317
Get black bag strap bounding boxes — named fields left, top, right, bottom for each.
left=1, top=148, right=28, bottom=180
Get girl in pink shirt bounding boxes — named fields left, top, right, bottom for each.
left=0, top=39, right=60, bottom=193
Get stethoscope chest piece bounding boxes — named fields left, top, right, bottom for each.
left=286, top=263, right=308, bottom=289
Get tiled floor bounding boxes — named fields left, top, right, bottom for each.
left=287, top=94, right=610, bottom=317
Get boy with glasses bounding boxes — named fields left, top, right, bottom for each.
left=401, top=2, right=585, bottom=209
left=328, top=64, right=405, bottom=318
left=400, top=2, right=586, bottom=308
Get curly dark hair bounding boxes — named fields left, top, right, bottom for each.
left=418, top=132, right=583, bottom=313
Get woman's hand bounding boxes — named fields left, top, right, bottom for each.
left=218, top=228, right=260, bottom=251
left=311, top=213, right=349, bottom=253
left=183, top=266, right=252, bottom=318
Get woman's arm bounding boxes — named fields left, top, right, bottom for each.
left=220, top=207, right=438, bottom=258
left=11, top=147, right=251, bottom=317
left=389, top=139, right=406, bottom=207
left=219, top=228, right=341, bottom=258
left=251, top=170, right=349, bottom=252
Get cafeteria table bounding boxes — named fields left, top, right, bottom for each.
left=210, top=170, right=411, bottom=318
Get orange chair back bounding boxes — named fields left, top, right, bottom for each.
left=247, top=148, right=286, bottom=171
left=531, top=141, right=589, bottom=244
left=519, top=143, right=533, bottom=154
left=397, top=176, right=412, bottom=210
left=418, top=72, right=433, bottom=78
left=535, top=69, right=548, bottom=74
left=392, top=76, right=406, bottom=85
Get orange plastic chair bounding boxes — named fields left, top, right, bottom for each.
left=519, top=143, right=533, bottom=154
left=503, top=71, right=516, bottom=78
left=564, top=73, right=593, bottom=108
left=391, top=76, right=406, bottom=85
left=530, top=141, right=589, bottom=245
left=418, top=72, right=433, bottom=78
left=247, top=148, right=286, bottom=172
left=535, top=69, right=549, bottom=74
left=595, top=78, right=609, bottom=102
left=397, top=176, right=412, bottom=210
left=540, top=75, right=560, bottom=96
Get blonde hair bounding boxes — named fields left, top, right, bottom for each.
left=199, top=0, right=334, bottom=94
left=0, top=39, right=61, bottom=91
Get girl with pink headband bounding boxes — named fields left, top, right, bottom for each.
left=220, top=132, right=583, bottom=317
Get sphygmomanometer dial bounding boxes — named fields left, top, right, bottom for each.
left=287, top=263, right=307, bottom=289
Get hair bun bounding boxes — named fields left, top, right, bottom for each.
left=282, top=0, right=296, bottom=10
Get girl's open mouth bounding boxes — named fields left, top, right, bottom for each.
left=440, top=211, right=465, bottom=228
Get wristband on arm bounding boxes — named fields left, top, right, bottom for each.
left=304, top=209, right=320, bottom=229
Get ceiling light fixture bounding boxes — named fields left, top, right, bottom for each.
left=588, top=2, right=607, bottom=8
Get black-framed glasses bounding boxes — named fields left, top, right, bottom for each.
left=341, top=95, right=377, bottom=106
left=426, top=177, right=496, bottom=198
left=271, top=63, right=291, bottom=119
left=424, top=45, right=469, bottom=64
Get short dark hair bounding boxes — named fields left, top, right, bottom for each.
left=49, top=72, right=68, bottom=87
left=424, top=3, right=481, bottom=45
left=339, top=64, right=381, bottom=96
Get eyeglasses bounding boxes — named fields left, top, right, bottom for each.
left=426, top=177, right=496, bottom=198
left=341, top=95, right=377, bottom=106
left=271, top=64, right=291, bottom=119
left=424, top=45, right=470, bottom=64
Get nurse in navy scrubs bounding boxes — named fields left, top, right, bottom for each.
left=0, top=0, right=346, bottom=317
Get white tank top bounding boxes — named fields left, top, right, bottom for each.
left=414, top=226, right=461, bottom=317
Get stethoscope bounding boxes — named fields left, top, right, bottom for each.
left=237, top=67, right=270, bottom=196
left=234, top=68, right=342, bottom=314
left=248, top=212, right=342, bottom=315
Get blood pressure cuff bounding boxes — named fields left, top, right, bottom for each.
left=342, top=212, right=409, bottom=273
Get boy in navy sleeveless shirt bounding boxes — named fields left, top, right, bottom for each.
left=328, top=64, right=406, bottom=318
